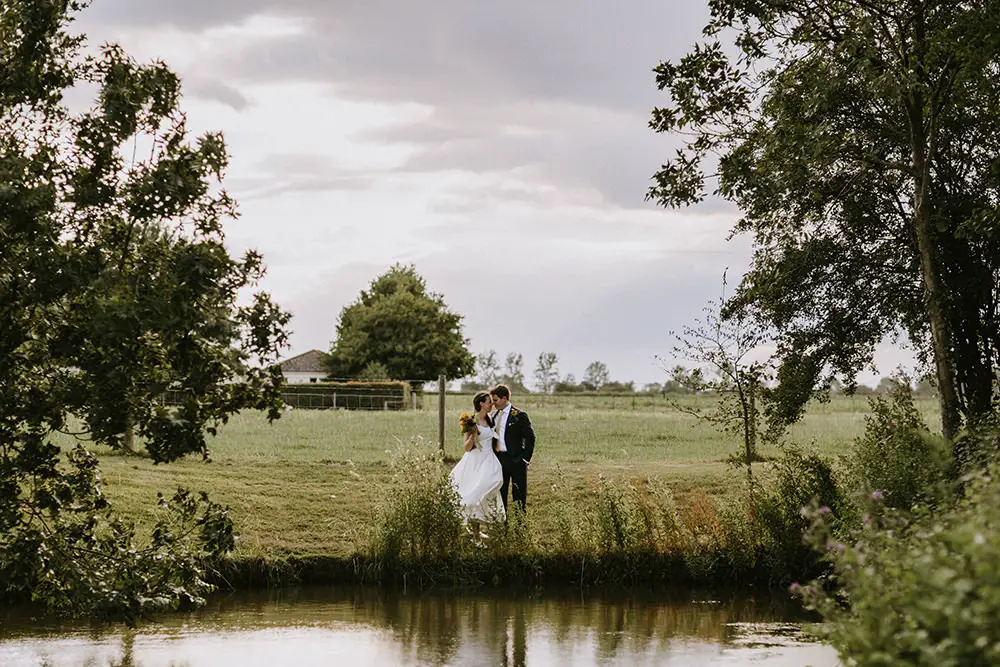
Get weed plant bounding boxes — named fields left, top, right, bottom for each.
left=359, top=440, right=845, bottom=588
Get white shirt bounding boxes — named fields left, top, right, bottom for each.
left=494, top=404, right=511, bottom=451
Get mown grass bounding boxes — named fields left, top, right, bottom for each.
left=73, top=394, right=941, bottom=560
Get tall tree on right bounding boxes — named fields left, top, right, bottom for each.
left=649, top=1, right=1000, bottom=440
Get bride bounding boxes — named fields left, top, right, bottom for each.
left=449, top=391, right=505, bottom=525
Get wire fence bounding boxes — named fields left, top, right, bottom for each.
left=162, top=389, right=421, bottom=411
left=282, top=392, right=417, bottom=411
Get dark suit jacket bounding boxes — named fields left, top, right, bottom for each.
left=496, top=405, right=535, bottom=462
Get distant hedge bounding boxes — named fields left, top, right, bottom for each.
left=280, top=382, right=413, bottom=410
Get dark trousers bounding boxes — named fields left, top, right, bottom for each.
left=497, top=452, right=527, bottom=513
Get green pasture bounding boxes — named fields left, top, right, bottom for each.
left=80, top=393, right=941, bottom=559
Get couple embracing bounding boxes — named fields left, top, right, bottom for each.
left=449, top=384, right=535, bottom=525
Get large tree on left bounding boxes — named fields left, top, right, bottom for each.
left=0, top=1, right=290, bottom=619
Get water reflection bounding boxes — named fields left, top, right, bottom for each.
left=0, top=587, right=840, bottom=666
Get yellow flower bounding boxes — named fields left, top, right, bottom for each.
left=458, top=412, right=477, bottom=434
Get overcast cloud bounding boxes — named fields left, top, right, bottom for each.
left=72, top=1, right=911, bottom=386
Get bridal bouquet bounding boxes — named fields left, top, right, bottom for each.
left=458, top=412, right=477, bottom=435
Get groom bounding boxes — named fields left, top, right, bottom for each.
left=490, top=384, right=535, bottom=513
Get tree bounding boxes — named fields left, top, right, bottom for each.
left=475, top=349, right=500, bottom=388
left=1, top=1, right=290, bottom=619
left=649, top=1, right=1000, bottom=441
left=534, top=352, right=559, bottom=394
left=500, top=352, right=529, bottom=393
left=667, top=279, right=780, bottom=476
left=327, top=264, right=474, bottom=382
left=582, top=361, right=610, bottom=391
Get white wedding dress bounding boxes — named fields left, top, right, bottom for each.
left=449, top=423, right=505, bottom=523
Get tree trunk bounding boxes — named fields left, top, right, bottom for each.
left=123, top=421, right=137, bottom=455
left=911, top=136, right=961, bottom=440
left=913, top=208, right=960, bottom=440
left=906, top=5, right=962, bottom=440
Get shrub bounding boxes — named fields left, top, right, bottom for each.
left=842, top=383, right=951, bottom=511
left=754, top=448, right=844, bottom=581
left=592, top=475, right=650, bottom=553
left=361, top=441, right=467, bottom=568
left=799, top=471, right=1000, bottom=666
left=640, top=477, right=687, bottom=551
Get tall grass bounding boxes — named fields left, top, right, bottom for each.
left=354, top=440, right=843, bottom=589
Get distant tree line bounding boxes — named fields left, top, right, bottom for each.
left=461, top=350, right=939, bottom=398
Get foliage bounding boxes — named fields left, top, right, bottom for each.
left=327, top=264, right=474, bottom=383
left=753, top=448, right=844, bottom=580
left=0, top=453, right=234, bottom=624
left=533, top=351, right=559, bottom=394
left=360, top=441, right=467, bottom=568
left=500, top=352, right=529, bottom=393
left=843, top=380, right=952, bottom=511
left=553, top=375, right=586, bottom=393
left=0, top=0, right=288, bottom=617
left=600, top=381, right=635, bottom=393
left=666, top=277, right=782, bottom=474
left=583, top=361, right=610, bottom=391
left=665, top=366, right=702, bottom=394
left=357, top=361, right=390, bottom=381
left=952, top=414, right=1000, bottom=481
left=649, top=0, right=1000, bottom=440
left=475, top=349, right=500, bottom=388
left=799, top=472, right=1000, bottom=666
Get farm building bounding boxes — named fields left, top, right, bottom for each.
left=278, top=349, right=329, bottom=384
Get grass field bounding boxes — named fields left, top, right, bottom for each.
left=77, top=393, right=941, bottom=559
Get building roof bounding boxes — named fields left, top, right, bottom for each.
left=278, top=349, right=329, bottom=373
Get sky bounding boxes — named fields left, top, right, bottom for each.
left=72, top=0, right=915, bottom=388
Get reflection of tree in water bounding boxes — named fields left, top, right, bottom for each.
left=338, top=588, right=527, bottom=666
left=339, top=587, right=804, bottom=666
left=103, top=632, right=192, bottom=667
left=5, top=587, right=809, bottom=666
left=106, top=633, right=136, bottom=667
left=380, top=591, right=461, bottom=666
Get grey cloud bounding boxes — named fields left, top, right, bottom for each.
left=88, top=1, right=708, bottom=109
left=77, top=1, right=275, bottom=30
left=239, top=177, right=374, bottom=200
left=427, top=184, right=573, bottom=215
left=186, top=78, right=251, bottom=110
left=393, top=107, right=670, bottom=210
left=84, top=1, right=714, bottom=210
left=228, top=153, right=376, bottom=198
left=253, top=152, right=341, bottom=175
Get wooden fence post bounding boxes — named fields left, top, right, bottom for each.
left=438, top=375, right=446, bottom=453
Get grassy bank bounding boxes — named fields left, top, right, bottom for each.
left=62, top=394, right=939, bottom=562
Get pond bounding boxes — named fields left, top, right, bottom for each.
left=0, top=586, right=840, bottom=666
